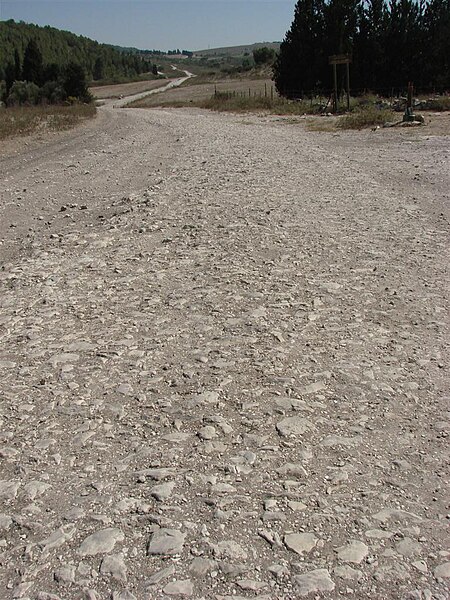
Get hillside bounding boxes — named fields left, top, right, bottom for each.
left=195, top=42, right=280, bottom=57
left=0, top=20, right=154, bottom=81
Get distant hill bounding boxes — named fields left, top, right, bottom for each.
left=195, top=42, right=280, bottom=58
left=0, top=20, right=154, bottom=81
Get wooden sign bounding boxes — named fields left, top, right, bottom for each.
left=329, top=54, right=352, bottom=65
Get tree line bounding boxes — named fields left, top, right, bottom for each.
left=0, top=20, right=157, bottom=105
left=273, top=0, right=450, bottom=98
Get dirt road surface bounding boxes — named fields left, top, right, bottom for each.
left=0, top=97, right=449, bottom=600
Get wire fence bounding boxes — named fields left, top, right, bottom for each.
left=214, top=84, right=450, bottom=102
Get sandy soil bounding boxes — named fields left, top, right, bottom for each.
left=0, top=98, right=449, bottom=600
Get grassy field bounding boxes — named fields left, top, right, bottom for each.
left=90, top=78, right=170, bottom=99
left=128, top=78, right=279, bottom=108
left=0, top=104, right=97, bottom=141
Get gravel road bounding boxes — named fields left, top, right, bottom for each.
left=0, top=100, right=449, bottom=600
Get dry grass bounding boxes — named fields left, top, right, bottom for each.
left=337, top=106, right=396, bottom=129
left=90, top=78, right=170, bottom=100
left=197, top=92, right=322, bottom=115
left=128, top=79, right=277, bottom=108
left=0, top=104, right=96, bottom=141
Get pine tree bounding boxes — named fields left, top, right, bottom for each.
left=422, top=0, right=450, bottom=88
left=22, top=39, right=43, bottom=85
left=14, top=49, right=21, bottom=80
left=63, top=62, right=90, bottom=101
left=273, top=0, right=326, bottom=97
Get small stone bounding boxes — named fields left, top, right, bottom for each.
left=396, top=537, right=422, bottom=557
left=372, top=508, right=422, bottom=523
left=0, top=514, right=13, bottom=530
left=78, top=528, right=124, bottom=556
left=23, top=480, right=51, bottom=500
left=54, top=565, right=76, bottom=583
left=333, top=565, right=363, bottom=581
left=163, top=579, right=194, bottom=596
left=288, top=501, right=307, bottom=512
left=262, top=511, right=286, bottom=522
left=100, top=554, right=127, bottom=582
left=411, top=560, right=428, bottom=573
left=162, top=432, right=192, bottom=442
left=147, top=528, right=186, bottom=555
left=117, top=383, right=133, bottom=395
left=284, top=532, right=317, bottom=555
left=0, top=480, right=20, bottom=499
left=12, top=582, right=33, bottom=598
left=276, top=463, right=308, bottom=477
left=236, top=579, right=267, bottom=591
left=150, top=482, right=175, bottom=501
left=434, top=562, right=450, bottom=578
left=294, top=569, right=335, bottom=595
left=365, top=529, right=394, bottom=539
left=321, top=435, right=361, bottom=447
left=111, top=592, right=137, bottom=600
left=276, top=417, right=313, bottom=437
left=189, top=557, right=216, bottom=576
left=336, top=540, right=369, bottom=564
left=211, top=483, right=237, bottom=494
left=145, top=565, right=176, bottom=585
left=198, top=426, right=217, bottom=440
left=213, top=540, right=248, bottom=560
left=41, top=524, right=76, bottom=552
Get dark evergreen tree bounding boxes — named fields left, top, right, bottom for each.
left=273, top=0, right=326, bottom=96
left=14, top=49, right=21, bottom=80
left=42, top=62, right=61, bottom=82
left=22, top=38, right=43, bottom=85
left=63, top=62, right=90, bottom=101
left=422, top=0, right=450, bottom=88
left=4, top=63, right=16, bottom=95
left=93, top=56, right=105, bottom=80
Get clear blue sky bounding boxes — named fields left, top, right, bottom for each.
left=0, top=1, right=296, bottom=51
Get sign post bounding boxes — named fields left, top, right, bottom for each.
left=328, top=54, right=352, bottom=113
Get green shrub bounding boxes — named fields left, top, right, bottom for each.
left=7, top=81, right=40, bottom=106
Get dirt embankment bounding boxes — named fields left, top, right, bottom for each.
left=0, top=101, right=449, bottom=600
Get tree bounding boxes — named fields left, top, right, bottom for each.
left=273, top=0, right=326, bottom=97
left=93, top=56, right=105, bottom=80
left=4, top=63, right=16, bottom=95
left=22, top=38, right=43, bottom=85
left=63, top=62, right=91, bottom=101
left=14, top=49, right=21, bottom=80
left=422, top=0, right=450, bottom=88
left=253, top=47, right=276, bottom=65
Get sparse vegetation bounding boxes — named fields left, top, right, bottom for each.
left=0, top=103, right=96, bottom=140
left=337, top=106, right=395, bottom=129
left=197, top=92, right=320, bottom=114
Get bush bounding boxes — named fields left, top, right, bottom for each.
left=7, top=81, right=40, bottom=106
left=39, top=80, right=66, bottom=104
left=338, top=106, right=395, bottom=129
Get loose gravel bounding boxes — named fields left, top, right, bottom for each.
left=0, top=102, right=449, bottom=600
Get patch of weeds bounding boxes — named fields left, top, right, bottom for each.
left=337, top=106, right=395, bottom=130
left=0, top=104, right=96, bottom=141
